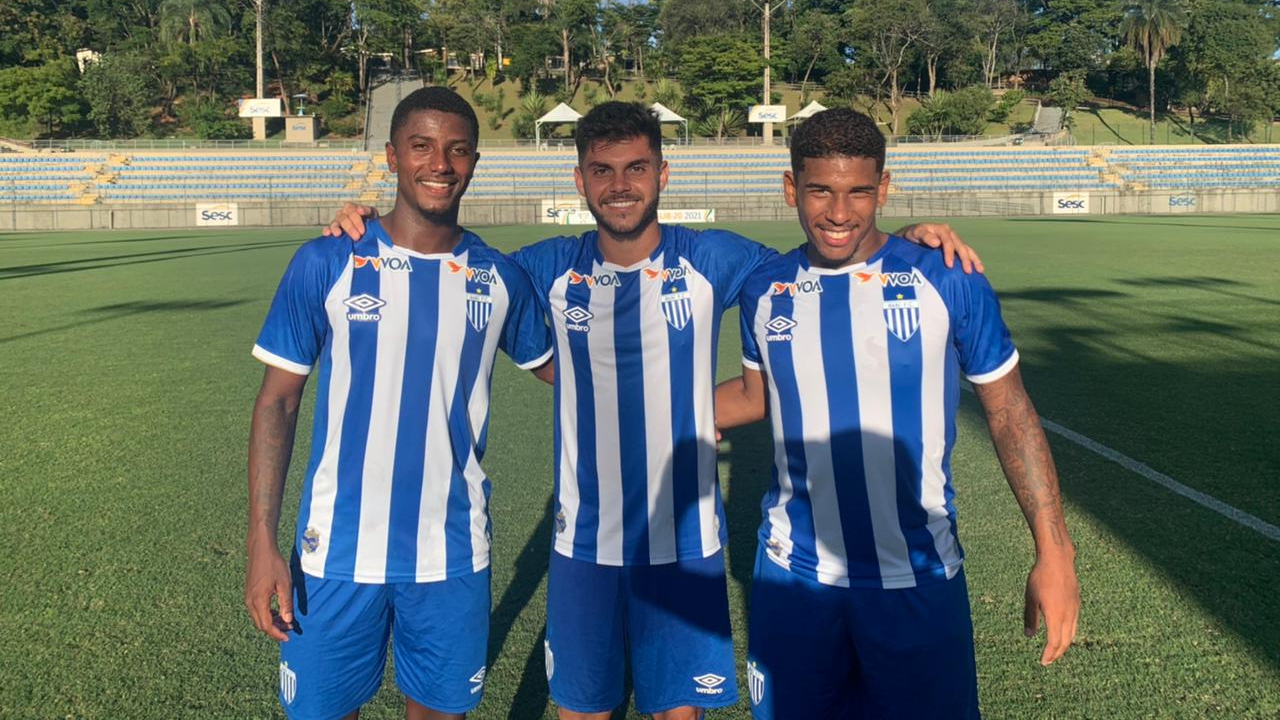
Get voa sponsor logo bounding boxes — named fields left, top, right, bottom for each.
left=854, top=270, right=925, bottom=288
left=446, top=260, right=499, bottom=285
left=567, top=269, right=620, bottom=288
left=770, top=279, right=823, bottom=296
left=643, top=265, right=691, bottom=282
left=353, top=255, right=413, bottom=272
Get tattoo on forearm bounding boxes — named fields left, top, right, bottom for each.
left=975, top=373, right=1069, bottom=549
left=248, top=397, right=298, bottom=532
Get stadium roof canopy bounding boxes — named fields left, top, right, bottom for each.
left=790, top=100, right=828, bottom=122
left=649, top=102, right=689, bottom=143
left=535, top=103, right=583, bottom=146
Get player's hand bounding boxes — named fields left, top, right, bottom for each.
left=321, top=202, right=378, bottom=240
left=896, top=223, right=985, bottom=274
left=245, top=544, right=295, bottom=642
left=1023, top=552, right=1079, bottom=666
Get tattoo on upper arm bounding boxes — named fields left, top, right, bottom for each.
left=975, top=374, right=1067, bottom=547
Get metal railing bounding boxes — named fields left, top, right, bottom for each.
left=28, top=138, right=369, bottom=151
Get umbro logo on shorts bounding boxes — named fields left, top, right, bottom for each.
left=693, top=673, right=726, bottom=695
left=469, top=666, right=486, bottom=694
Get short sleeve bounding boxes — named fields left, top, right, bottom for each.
left=952, top=273, right=1018, bottom=384
left=252, top=243, right=336, bottom=375
left=509, top=237, right=568, bottom=301
left=740, top=299, right=762, bottom=370
left=499, top=263, right=553, bottom=369
left=696, top=231, right=776, bottom=308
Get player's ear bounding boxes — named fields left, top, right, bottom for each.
left=783, top=170, right=798, bottom=208
left=385, top=141, right=396, bottom=174
left=657, top=160, right=669, bottom=192
left=574, top=165, right=586, bottom=198
left=877, top=169, right=890, bottom=208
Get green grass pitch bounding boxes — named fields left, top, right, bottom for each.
left=1, top=215, right=1278, bottom=719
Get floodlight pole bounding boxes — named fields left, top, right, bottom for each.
left=252, top=0, right=266, bottom=140
left=751, top=0, right=781, bottom=146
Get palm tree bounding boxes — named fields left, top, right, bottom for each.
left=158, top=0, right=231, bottom=46
left=1120, top=0, right=1187, bottom=144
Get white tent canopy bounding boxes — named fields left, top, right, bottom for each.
left=535, top=103, right=583, bottom=146
left=648, top=102, right=688, bottom=143
left=789, top=100, right=828, bottom=122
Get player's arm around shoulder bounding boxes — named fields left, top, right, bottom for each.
left=971, top=364, right=1079, bottom=667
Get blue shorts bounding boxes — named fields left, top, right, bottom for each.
left=546, top=550, right=738, bottom=715
left=747, top=545, right=979, bottom=720
left=278, top=562, right=491, bottom=719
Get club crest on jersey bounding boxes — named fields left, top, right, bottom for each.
left=748, top=661, right=765, bottom=706
left=643, top=266, right=690, bottom=282
left=301, top=527, right=321, bottom=553
left=764, top=315, right=797, bottom=342
left=567, top=269, right=620, bottom=288
left=884, top=297, right=921, bottom=342
left=661, top=288, right=693, bottom=331
left=855, top=270, right=925, bottom=287
left=353, top=255, right=412, bottom=272
left=563, top=305, right=593, bottom=332
left=280, top=662, right=297, bottom=704
left=446, top=260, right=499, bottom=285
left=771, top=279, right=823, bottom=296
left=466, top=291, right=493, bottom=331
left=343, top=294, right=385, bottom=322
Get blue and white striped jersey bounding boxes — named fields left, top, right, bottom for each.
left=515, top=224, right=773, bottom=566
left=253, top=219, right=553, bottom=583
left=740, top=236, right=1018, bottom=589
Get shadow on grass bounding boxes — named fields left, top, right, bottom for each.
left=0, top=238, right=302, bottom=280
left=1004, top=217, right=1280, bottom=234
left=0, top=298, right=252, bottom=344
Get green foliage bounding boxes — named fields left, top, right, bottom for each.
left=1047, top=69, right=1090, bottom=129
left=988, top=89, right=1026, bottom=124
left=653, top=78, right=682, bottom=109
left=676, top=34, right=763, bottom=119
left=633, top=81, right=648, bottom=102
left=0, top=58, right=84, bottom=137
left=177, top=97, right=250, bottom=139
left=906, top=86, right=995, bottom=137
left=79, top=54, right=155, bottom=138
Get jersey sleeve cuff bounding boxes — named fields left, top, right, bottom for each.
left=514, top=346, right=554, bottom=371
left=252, top=345, right=313, bottom=376
left=741, top=356, right=762, bottom=371
left=965, top=349, right=1019, bottom=385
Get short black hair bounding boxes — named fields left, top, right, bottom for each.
left=575, top=101, right=663, bottom=160
left=790, top=108, right=885, bottom=174
left=389, top=86, right=480, bottom=145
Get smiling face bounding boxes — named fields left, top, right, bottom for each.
left=574, top=135, right=668, bottom=240
left=784, top=155, right=890, bottom=268
left=385, top=109, right=478, bottom=220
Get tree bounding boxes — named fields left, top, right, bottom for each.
left=80, top=53, right=154, bottom=137
left=158, top=0, right=231, bottom=46
left=0, top=58, right=85, bottom=137
left=787, top=10, right=843, bottom=100
left=847, top=0, right=929, bottom=135
left=1120, top=0, right=1187, bottom=144
left=1046, top=69, right=1089, bottom=130
left=676, top=34, right=765, bottom=125
left=971, top=0, right=1022, bottom=88
left=1173, top=0, right=1273, bottom=140
left=905, top=85, right=994, bottom=138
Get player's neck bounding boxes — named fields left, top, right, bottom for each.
left=382, top=205, right=463, bottom=255
left=597, top=219, right=661, bottom=267
left=807, top=228, right=889, bottom=270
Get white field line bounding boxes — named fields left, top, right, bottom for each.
left=962, top=385, right=1280, bottom=543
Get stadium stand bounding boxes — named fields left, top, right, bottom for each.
left=6, top=144, right=1280, bottom=206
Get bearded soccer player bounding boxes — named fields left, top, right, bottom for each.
left=716, top=108, right=1080, bottom=719
left=245, top=87, right=552, bottom=720
left=324, top=101, right=983, bottom=719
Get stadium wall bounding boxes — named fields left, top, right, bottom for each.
left=3, top=188, right=1280, bottom=231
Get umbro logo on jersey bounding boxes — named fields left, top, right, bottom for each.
left=446, top=260, right=500, bottom=285
left=469, top=667, right=486, bottom=694
left=765, top=315, right=797, bottom=342
left=344, top=294, right=386, bottom=322
left=748, top=661, right=765, bottom=706
left=563, top=305, right=594, bottom=332
left=855, top=270, right=925, bottom=287
left=771, top=279, right=823, bottom=296
left=643, top=266, right=690, bottom=282
left=353, top=255, right=412, bottom=272
left=567, top=269, right=620, bottom=288
left=693, top=674, right=727, bottom=695
left=280, top=662, right=297, bottom=704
